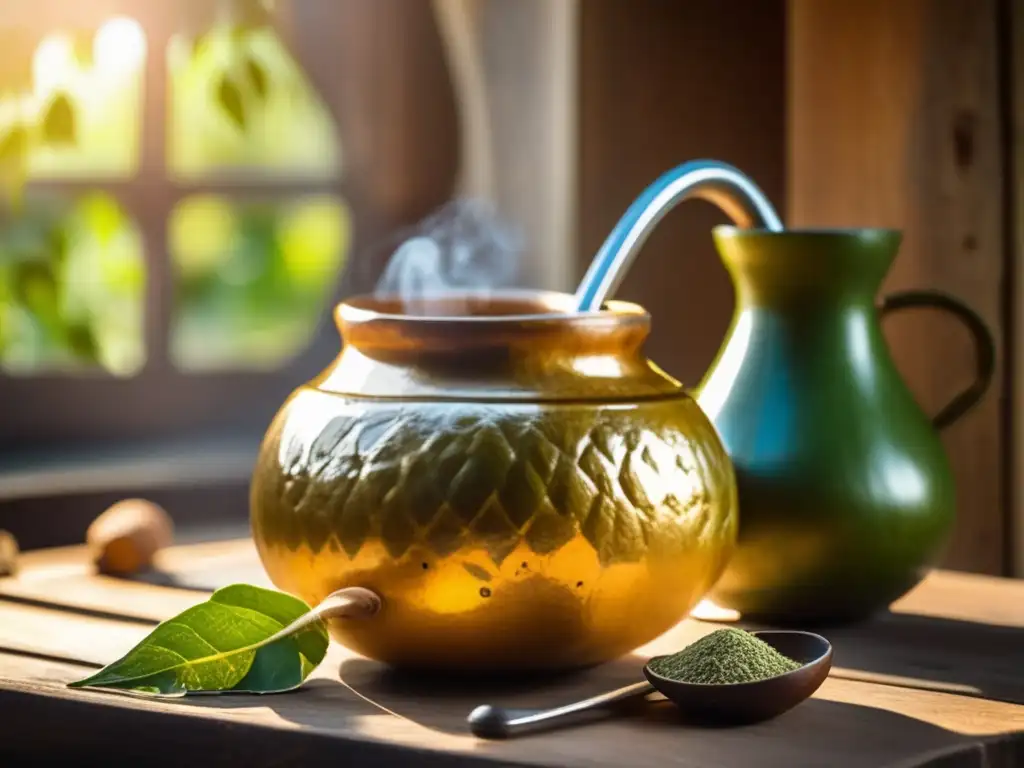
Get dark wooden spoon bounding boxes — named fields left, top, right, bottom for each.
left=468, top=630, right=832, bottom=739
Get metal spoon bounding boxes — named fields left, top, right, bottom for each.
left=468, top=630, right=832, bottom=739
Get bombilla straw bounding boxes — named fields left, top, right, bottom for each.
left=574, top=160, right=783, bottom=312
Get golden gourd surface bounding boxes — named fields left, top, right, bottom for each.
left=252, top=388, right=737, bottom=669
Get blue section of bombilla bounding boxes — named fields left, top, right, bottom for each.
left=574, top=159, right=783, bottom=312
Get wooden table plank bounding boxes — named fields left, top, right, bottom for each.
left=11, top=538, right=265, bottom=586
left=1, top=587, right=1022, bottom=766
left=1, top=542, right=1023, bottom=766
left=0, top=539, right=268, bottom=623
left=0, top=601, right=149, bottom=667
left=1, top=645, right=1020, bottom=768
left=0, top=653, right=500, bottom=768
left=892, top=570, right=1024, bottom=627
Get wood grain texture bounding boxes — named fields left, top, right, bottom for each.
left=577, top=0, right=786, bottom=389
left=788, top=0, right=1007, bottom=575
left=0, top=539, right=267, bottom=621
left=1, top=541, right=1023, bottom=766
left=1010, top=0, right=1024, bottom=577
left=0, top=649, right=1020, bottom=768
left=892, top=570, right=1024, bottom=627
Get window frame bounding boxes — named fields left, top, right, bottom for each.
left=0, top=0, right=355, bottom=450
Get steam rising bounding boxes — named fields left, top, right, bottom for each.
left=375, top=199, right=523, bottom=315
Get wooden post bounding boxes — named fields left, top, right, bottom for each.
left=1009, top=0, right=1024, bottom=576
left=479, top=0, right=579, bottom=292
left=788, top=0, right=1007, bottom=574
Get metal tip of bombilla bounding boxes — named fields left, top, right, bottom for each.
left=573, top=160, right=783, bottom=313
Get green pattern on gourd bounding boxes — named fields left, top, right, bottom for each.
left=253, top=393, right=735, bottom=567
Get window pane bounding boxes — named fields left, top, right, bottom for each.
left=0, top=193, right=146, bottom=375
left=170, top=195, right=350, bottom=371
left=14, top=19, right=143, bottom=178
left=168, top=27, right=340, bottom=179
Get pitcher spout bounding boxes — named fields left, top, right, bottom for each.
left=712, top=227, right=903, bottom=307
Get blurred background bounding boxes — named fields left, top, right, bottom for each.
left=0, top=0, right=1016, bottom=579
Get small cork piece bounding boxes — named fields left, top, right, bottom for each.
left=86, top=499, right=174, bottom=576
left=0, top=530, right=19, bottom=576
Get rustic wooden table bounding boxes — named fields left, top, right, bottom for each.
left=0, top=539, right=1022, bottom=767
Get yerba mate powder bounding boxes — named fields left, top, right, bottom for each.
left=648, top=628, right=800, bottom=685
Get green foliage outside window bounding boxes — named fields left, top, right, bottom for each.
left=0, top=12, right=348, bottom=376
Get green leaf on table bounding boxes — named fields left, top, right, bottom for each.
left=216, top=75, right=247, bottom=131
left=41, top=92, right=77, bottom=145
left=68, top=584, right=329, bottom=696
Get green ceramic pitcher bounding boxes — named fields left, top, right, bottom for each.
left=698, top=227, right=995, bottom=623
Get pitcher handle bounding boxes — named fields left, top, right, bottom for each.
left=574, top=160, right=783, bottom=312
left=879, top=290, right=995, bottom=430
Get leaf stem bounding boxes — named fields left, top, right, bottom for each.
left=255, top=587, right=381, bottom=650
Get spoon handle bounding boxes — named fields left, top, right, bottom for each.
left=468, top=681, right=655, bottom=739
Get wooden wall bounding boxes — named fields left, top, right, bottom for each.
left=577, top=0, right=787, bottom=389
left=1014, top=0, right=1024, bottom=576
